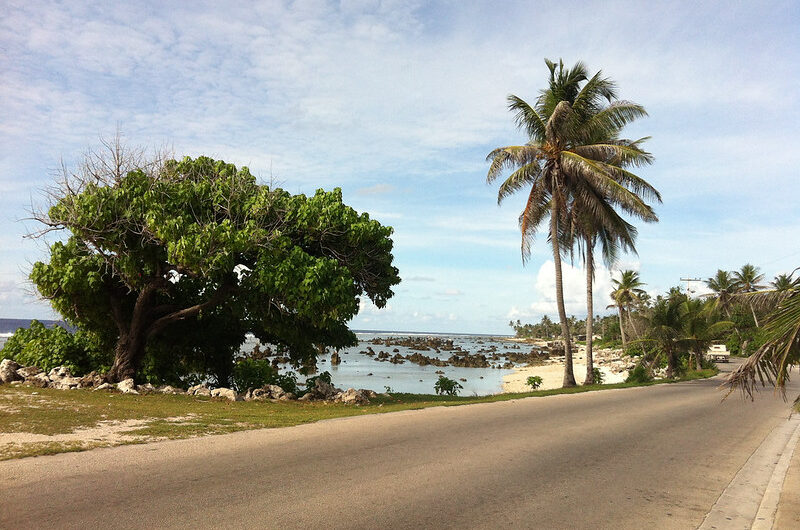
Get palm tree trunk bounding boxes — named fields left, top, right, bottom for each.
left=628, top=307, right=647, bottom=357
left=550, top=203, right=576, bottom=387
left=750, top=303, right=760, bottom=328
left=584, top=245, right=595, bottom=385
left=618, top=306, right=627, bottom=347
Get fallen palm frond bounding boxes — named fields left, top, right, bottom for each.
left=724, top=286, right=800, bottom=402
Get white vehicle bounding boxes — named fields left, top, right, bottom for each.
left=707, top=344, right=730, bottom=363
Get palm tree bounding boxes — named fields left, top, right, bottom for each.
left=679, top=298, right=733, bottom=371
left=771, top=271, right=800, bottom=291
left=705, top=270, right=738, bottom=316
left=641, top=294, right=684, bottom=378
left=733, top=263, right=766, bottom=326
left=609, top=270, right=647, bottom=347
left=571, top=210, right=639, bottom=384
left=726, top=280, right=800, bottom=402
left=487, top=59, right=659, bottom=387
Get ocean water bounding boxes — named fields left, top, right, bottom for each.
left=243, top=332, right=527, bottom=396
left=0, top=326, right=531, bottom=396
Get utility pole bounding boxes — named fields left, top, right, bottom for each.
left=680, top=277, right=702, bottom=295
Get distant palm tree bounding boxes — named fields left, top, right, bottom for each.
left=705, top=270, right=738, bottom=316
left=488, top=59, right=659, bottom=387
left=609, top=270, right=647, bottom=347
left=679, top=298, right=733, bottom=371
left=641, top=294, right=684, bottom=378
left=733, top=263, right=766, bottom=326
left=771, top=271, right=800, bottom=291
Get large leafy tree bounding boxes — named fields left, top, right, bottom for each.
left=487, top=59, right=659, bottom=387
left=31, top=144, right=400, bottom=382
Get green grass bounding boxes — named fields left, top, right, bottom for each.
left=0, top=367, right=719, bottom=460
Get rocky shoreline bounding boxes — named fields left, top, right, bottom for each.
left=0, top=359, right=377, bottom=405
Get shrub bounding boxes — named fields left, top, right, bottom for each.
left=231, top=358, right=301, bottom=393
left=526, top=375, right=543, bottom=389
left=0, top=320, right=109, bottom=375
left=592, top=367, right=604, bottom=385
left=275, top=372, right=299, bottom=395
left=304, top=371, right=332, bottom=393
left=434, top=375, right=462, bottom=396
left=232, top=358, right=276, bottom=392
left=625, top=364, right=653, bottom=384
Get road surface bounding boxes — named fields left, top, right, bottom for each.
left=1, top=361, right=797, bottom=529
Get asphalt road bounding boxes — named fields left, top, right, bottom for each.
left=1, top=361, right=797, bottom=529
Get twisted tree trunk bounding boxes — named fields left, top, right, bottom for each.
left=104, top=280, right=233, bottom=383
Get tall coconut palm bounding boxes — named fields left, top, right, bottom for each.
left=569, top=205, right=640, bottom=384
left=705, top=270, right=738, bottom=316
left=609, top=270, right=647, bottom=347
left=733, top=263, right=766, bottom=326
left=488, top=59, right=659, bottom=387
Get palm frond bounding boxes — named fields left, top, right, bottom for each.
left=507, top=95, right=547, bottom=141
left=497, top=163, right=542, bottom=204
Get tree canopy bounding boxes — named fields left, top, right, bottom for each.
left=31, top=146, right=400, bottom=383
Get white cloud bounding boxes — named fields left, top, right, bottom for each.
left=508, top=260, right=619, bottom=320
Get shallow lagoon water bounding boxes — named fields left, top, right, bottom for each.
left=244, top=332, right=525, bottom=396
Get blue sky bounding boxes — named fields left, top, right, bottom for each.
left=1, top=0, right=799, bottom=334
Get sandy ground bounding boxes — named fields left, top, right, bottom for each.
left=503, top=355, right=628, bottom=392
left=0, top=415, right=198, bottom=446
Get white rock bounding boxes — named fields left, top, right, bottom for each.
left=48, top=366, right=72, bottom=380
left=16, top=366, right=42, bottom=379
left=52, top=376, right=82, bottom=390
left=117, top=378, right=139, bottom=394
left=26, top=373, right=50, bottom=388
left=0, top=359, right=22, bottom=383
left=187, top=384, right=210, bottom=396
left=93, top=383, right=113, bottom=391
left=210, top=387, right=240, bottom=401
left=335, top=388, right=370, bottom=405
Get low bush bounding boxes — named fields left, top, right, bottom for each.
left=232, top=358, right=275, bottom=392
left=231, top=359, right=299, bottom=394
left=0, top=320, right=109, bottom=375
left=526, top=375, right=543, bottom=389
left=592, top=367, right=604, bottom=384
left=434, top=375, right=463, bottom=396
left=625, top=364, right=653, bottom=384
left=304, top=371, right=332, bottom=393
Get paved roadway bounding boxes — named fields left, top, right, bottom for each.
left=1, top=361, right=797, bottom=529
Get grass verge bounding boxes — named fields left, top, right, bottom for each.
left=0, top=367, right=718, bottom=460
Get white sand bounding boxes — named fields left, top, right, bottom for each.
left=503, top=356, right=628, bottom=392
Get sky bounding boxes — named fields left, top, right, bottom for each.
left=1, top=0, right=799, bottom=334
